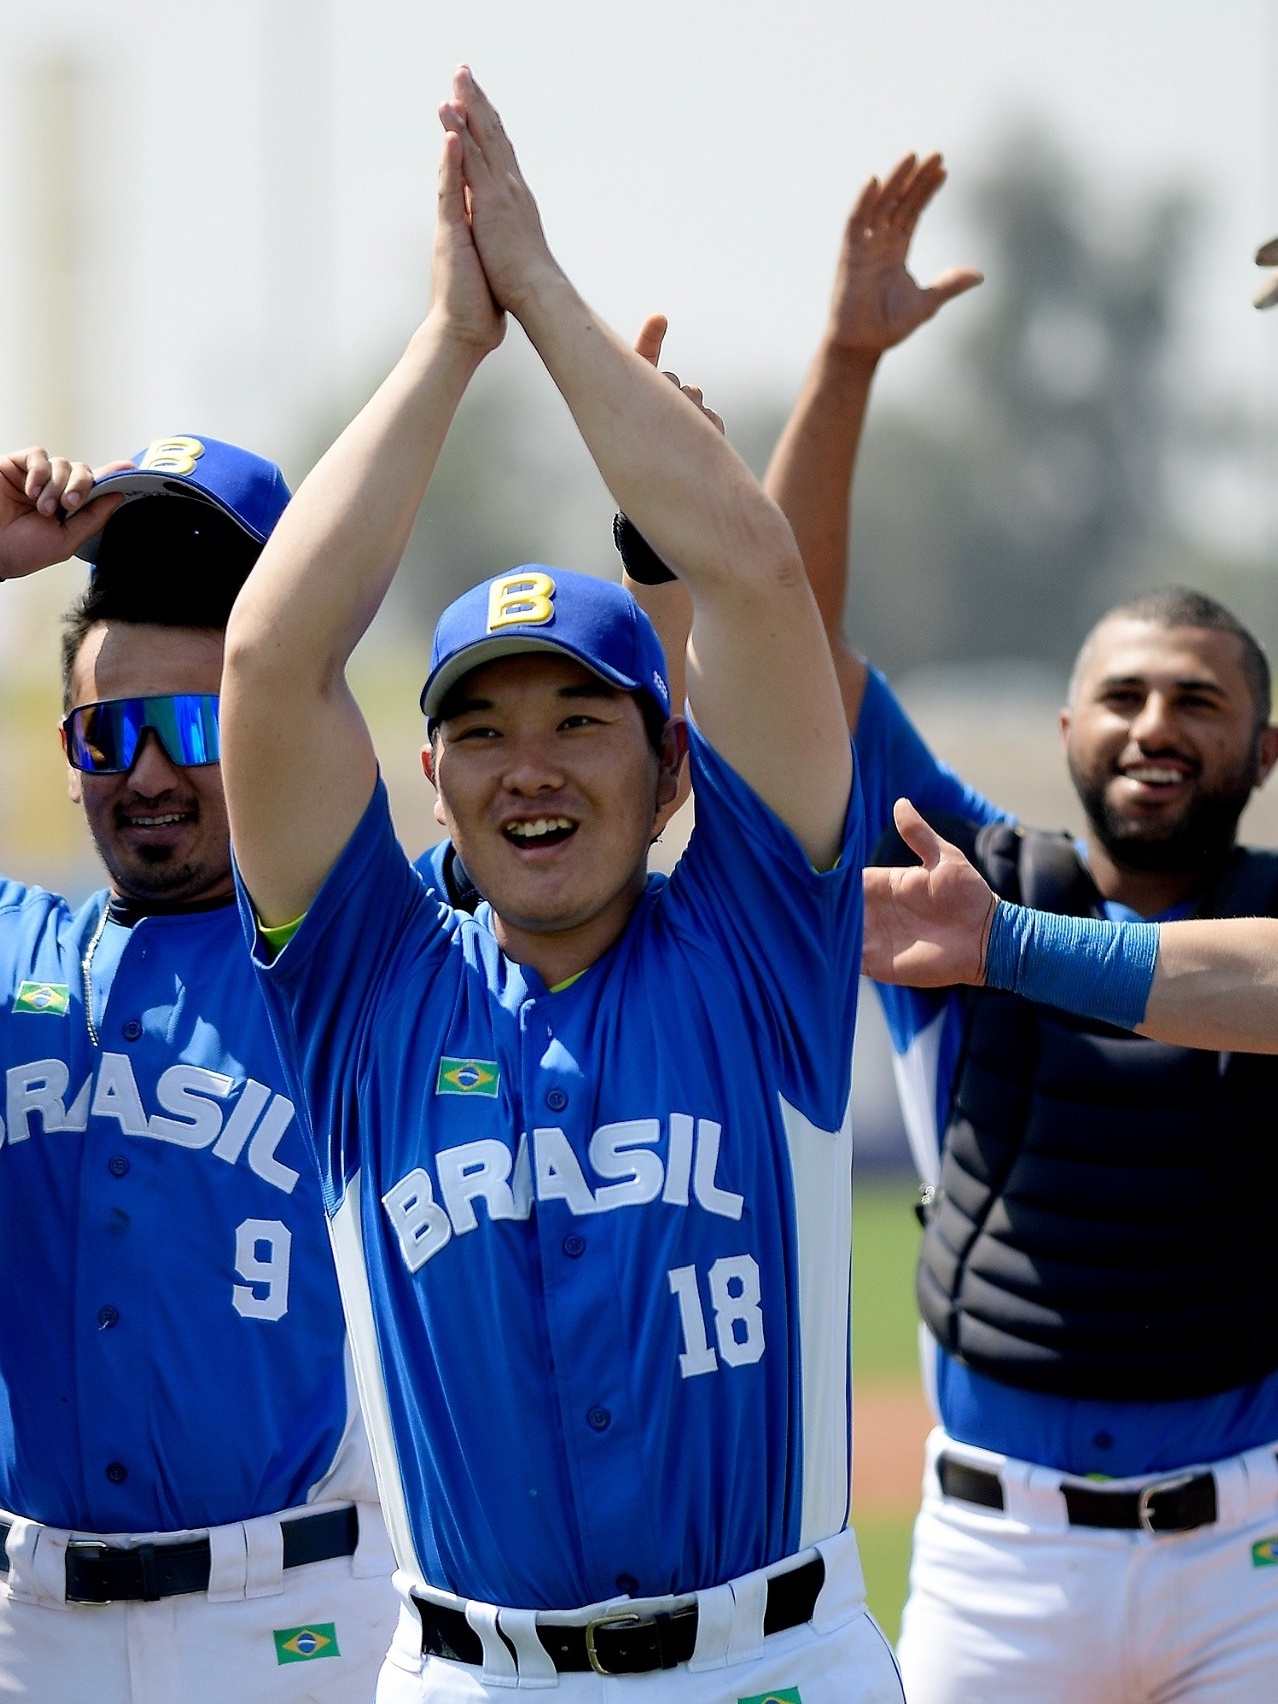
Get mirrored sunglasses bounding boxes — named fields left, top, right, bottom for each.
left=62, top=694, right=221, bottom=775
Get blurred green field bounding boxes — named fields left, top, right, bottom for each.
left=855, top=1514, right=916, bottom=1644
left=853, top=1176, right=924, bottom=1382
left=851, top=1175, right=926, bottom=1642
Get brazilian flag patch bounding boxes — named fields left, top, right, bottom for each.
left=1252, top=1537, right=1278, bottom=1567
left=274, top=1622, right=339, bottom=1663
left=436, top=1057, right=499, bottom=1098
left=14, top=981, right=70, bottom=1016
left=738, top=1692, right=803, bottom=1704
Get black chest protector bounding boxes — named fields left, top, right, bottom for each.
left=902, top=818, right=1278, bottom=1401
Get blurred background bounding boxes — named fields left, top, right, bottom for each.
left=5, top=0, right=1278, bottom=1632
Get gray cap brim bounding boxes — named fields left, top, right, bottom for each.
left=74, top=470, right=265, bottom=563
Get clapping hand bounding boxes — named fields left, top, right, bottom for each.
left=438, top=67, right=560, bottom=323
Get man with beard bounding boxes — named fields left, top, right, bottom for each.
left=752, top=161, right=1278, bottom=1702
left=0, top=441, right=397, bottom=1702
left=1060, top=592, right=1275, bottom=893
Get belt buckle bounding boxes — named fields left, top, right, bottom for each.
left=64, top=1540, right=112, bottom=1605
left=1136, top=1472, right=1196, bottom=1535
left=584, top=1611, right=642, bottom=1676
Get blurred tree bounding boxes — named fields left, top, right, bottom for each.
left=848, top=127, right=1205, bottom=672
left=391, top=376, right=550, bottom=630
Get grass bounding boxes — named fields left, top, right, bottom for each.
left=854, top=1514, right=916, bottom=1645
left=851, top=1174, right=926, bottom=1640
left=853, top=1175, right=924, bottom=1381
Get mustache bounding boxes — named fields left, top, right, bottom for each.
left=112, top=794, right=198, bottom=817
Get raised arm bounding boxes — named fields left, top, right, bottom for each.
left=763, top=157, right=981, bottom=731
left=617, top=312, right=729, bottom=812
left=442, top=70, right=849, bottom=866
left=862, top=799, right=1278, bottom=1053
left=222, top=125, right=506, bottom=926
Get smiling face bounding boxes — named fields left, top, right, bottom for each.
left=1062, top=616, right=1278, bottom=878
left=65, top=621, right=233, bottom=904
left=423, top=652, right=685, bottom=979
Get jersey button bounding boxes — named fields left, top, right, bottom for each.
left=586, top=1407, right=611, bottom=1432
left=121, top=1019, right=143, bottom=1042
left=616, top=1573, right=639, bottom=1595
left=97, top=1305, right=120, bottom=1329
left=562, top=1234, right=586, bottom=1258
left=105, top=1461, right=127, bottom=1484
left=108, top=1155, right=130, bottom=1178
left=546, top=1088, right=569, bottom=1112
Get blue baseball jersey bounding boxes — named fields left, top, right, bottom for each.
left=415, top=840, right=452, bottom=903
left=246, top=723, right=864, bottom=1610
left=0, top=882, right=373, bottom=1533
left=856, top=666, right=1278, bottom=1476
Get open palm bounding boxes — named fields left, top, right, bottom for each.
left=829, top=153, right=982, bottom=354
left=861, top=799, right=997, bottom=986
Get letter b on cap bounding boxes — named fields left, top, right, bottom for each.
left=139, top=436, right=205, bottom=476
left=487, top=572, right=556, bottom=632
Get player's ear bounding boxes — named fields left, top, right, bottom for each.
left=421, top=741, right=451, bottom=827
left=1256, top=722, right=1278, bottom=786
left=653, top=715, right=688, bottom=829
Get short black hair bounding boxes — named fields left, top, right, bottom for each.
left=61, top=497, right=261, bottom=709
left=1072, top=586, right=1272, bottom=728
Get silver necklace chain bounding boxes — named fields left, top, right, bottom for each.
left=81, top=903, right=110, bottom=1049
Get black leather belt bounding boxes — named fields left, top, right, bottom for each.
left=416, top=1556, right=824, bottom=1677
left=0, top=1505, right=359, bottom=1603
left=937, top=1452, right=1220, bottom=1535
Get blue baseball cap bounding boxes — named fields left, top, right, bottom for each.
left=421, top=566, right=671, bottom=723
left=74, top=434, right=291, bottom=563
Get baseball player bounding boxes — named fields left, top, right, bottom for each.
left=0, top=439, right=398, bottom=1701
left=220, top=66, right=902, bottom=1703
left=753, top=160, right=1278, bottom=1701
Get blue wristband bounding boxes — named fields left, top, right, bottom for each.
left=985, top=902, right=1159, bottom=1031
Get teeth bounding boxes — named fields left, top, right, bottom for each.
left=1124, top=768, right=1184, bottom=785
left=506, top=817, right=574, bottom=840
left=130, top=814, right=186, bottom=827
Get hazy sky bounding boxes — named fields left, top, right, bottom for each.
left=2, top=0, right=1276, bottom=480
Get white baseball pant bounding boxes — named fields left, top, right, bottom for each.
left=375, top=1527, right=903, bottom=1702
left=898, top=1428, right=1278, bottom=1703
left=0, top=1497, right=399, bottom=1702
